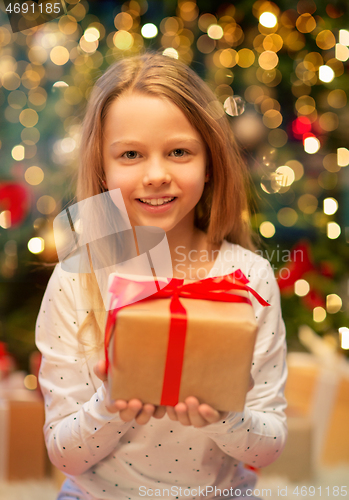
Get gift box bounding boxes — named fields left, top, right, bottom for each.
left=105, top=270, right=269, bottom=412
left=0, top=372, right=47, bottom=480
left=285, top=350, right=349, bottom=466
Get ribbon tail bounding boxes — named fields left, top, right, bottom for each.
left=245, top=286, right=270, bottom=307
left=160, top=294, right=187, bottom=406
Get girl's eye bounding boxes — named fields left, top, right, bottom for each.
left=122, top=150, right=139, bottom=160
left=171, top=149, right=188, bottom=157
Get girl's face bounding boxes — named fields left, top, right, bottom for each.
left=102, top=91, right=207, bottom=237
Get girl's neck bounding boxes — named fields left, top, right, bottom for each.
left=167, top=228, right=222, bottom=280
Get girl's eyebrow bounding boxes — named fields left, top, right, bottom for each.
left=109, top=137, right=202, bottom=149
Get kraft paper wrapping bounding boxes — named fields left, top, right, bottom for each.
left=108, top=287, right=258, bottom=412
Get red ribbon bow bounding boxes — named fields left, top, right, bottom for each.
left=105, top=269, right=270, bottom=406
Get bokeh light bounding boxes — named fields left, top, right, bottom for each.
left=84, top=27, right=100, bottom=42
left=304, top=136, right=320, bottom=154
left=313, top=306, right=326, bottom=322
left=207, top=24, right=224, bottom=40
left=339, top=327, right=349, bottom=350
left=294, top=279, right=310, bottom=297
left=326, top=294, right=342, bottom=314
left=24, top=374, right=38, bottom=390
left=337, top=148, right=349, bottom=166
left=339, top=30, right=349, bottom=45
left=319, top=65, right=335, bottom=83
left=335, top=43, right=349, bottom=62
left=113, top=31, right=134, bottom=50
left=296, top=13, right=316, bottom=34
left=28, top=237, right=45, bottom=254
left=11, top=145, right=25, bottom=160
left=298, top=194, right=318, bottom=214
left=0, top=211, right=11, bottom=229
left=141, top=23, right=158, bottom=38
left=259, top=221, right=275, bottom=238
left=274, top=165, right=295, bottom=187
left=327, top=222, right=341, bottom=239
left=323, top=197, right=338, bottom=215
left=259, top=51, right=279, bottom=70
left=19, top=108, right=39, bottom=127
left=259, top=12, right=277, bottom=28
left=114, top=12, right=133, bottom=31
left=316, top=30, right=336, bottom=50
left=25, top=166, right=44, bottom=185
left=50, top=46, right=70, bottom=65
left=277, top=207, right=298, bottom=227
left=319, top=112, right=338, bottom=132
left=323, top=154, right=341, bottom=173
left=162, top=48, right=179, bottom=59
left=36, top=195, right=56, bottom=215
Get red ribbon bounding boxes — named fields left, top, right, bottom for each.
left=105, top=269, right=270, bottom=406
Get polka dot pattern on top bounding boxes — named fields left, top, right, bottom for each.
left=35, top=240, right=288, bottom=500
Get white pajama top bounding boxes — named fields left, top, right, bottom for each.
left=35, top=240, right=288, bottom=499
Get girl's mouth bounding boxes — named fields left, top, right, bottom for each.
left=136, top=197, right=177, bottom=212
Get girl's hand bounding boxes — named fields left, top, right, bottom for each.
left=93, top=360, right=166, bottom=425
left=166, top=374, right=254, bottom=428
left=166, top=397, right=228, bottom=428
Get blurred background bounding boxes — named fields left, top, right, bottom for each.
left=0, top=0, right=348, bottom=495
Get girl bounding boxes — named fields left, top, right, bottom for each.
left=36, top=50, right=288, bottom=500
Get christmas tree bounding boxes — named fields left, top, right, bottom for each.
left=0, top=0, right=348, bottom=370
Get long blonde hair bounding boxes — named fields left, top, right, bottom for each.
left=75, top=49, right=259, bottom=353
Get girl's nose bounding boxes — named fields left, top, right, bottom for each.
left=143, top=159, right=171, bottom=186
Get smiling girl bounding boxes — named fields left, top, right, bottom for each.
left=36, top=51, right=288, bottom=500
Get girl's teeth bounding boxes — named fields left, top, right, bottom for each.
left=140, top=197, right=174, bottom=206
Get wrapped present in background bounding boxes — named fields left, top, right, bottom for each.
left=0, top=371, right=47, bottom=481
left=105, top=270, right=269, bottom=412
left=262, top=325, right=349, bottom=482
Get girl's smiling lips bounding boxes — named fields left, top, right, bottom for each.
left=136, top=197, right=177, bottom=212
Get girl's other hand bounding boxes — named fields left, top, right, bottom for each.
left=166, top=375, right=254, bottom=428
left=166, top=397, right=228, bottom=428
left=93, top=360, right=166, bottom=424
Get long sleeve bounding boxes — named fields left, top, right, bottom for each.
left=198, top=256, right=288, bottom=468
left=35, top=264, right=133, bottom=476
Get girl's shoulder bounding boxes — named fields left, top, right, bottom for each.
left=45, top=262, right=83, bottom=300
left=220, top=240, right=279, bottom=298
left=221, top=240, right=273, bottom=273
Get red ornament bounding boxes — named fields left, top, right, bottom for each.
left=277, top=241, right=315, bottom=291
left=292, top=117, right=312, bottom=140
left=276, top=240, right=334, bottom=312
left=301, top=289, right=326, bottom=309
left=0, top=182, right=31, bottom=227
left=319, top=261, right=335, bottom=279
